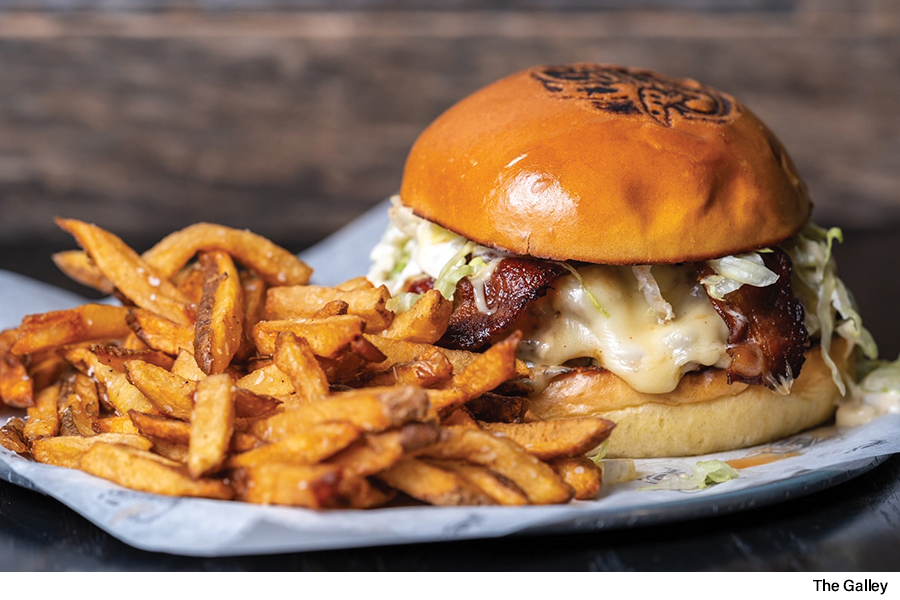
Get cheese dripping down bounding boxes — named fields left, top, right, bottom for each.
left=515, top=264, right=731, bottom=394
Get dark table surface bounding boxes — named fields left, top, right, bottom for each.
left=1, top=226, right=900, bottom=571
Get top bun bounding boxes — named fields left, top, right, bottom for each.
left=400, top=63, right=812, bottom=264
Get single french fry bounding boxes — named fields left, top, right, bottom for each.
left=56, top=219, right=193, bottom=325
left=126, top=308, right=195, bottom=355
left=188, top=373, right=235, bottom=478
left=478, top=417, right=615, bottom=461
left=128, top=410, right=192, bottom=446
left=142, top=223, right=312, bottom=286
left=24, top=384, right=60, bottom=442
left=416, top=426, right=573, bottom=505
left=124, top=360, right=195, bottom=421
left=428, top=332, right=522, bottom=416
left=233, top=463, right=341, bottom=507
left=226, top=422, right=359, bottom=469
left=273, top=332, right=329, bottom=402
left=0, top=330, right=33, bottom=407
left=265, top=285, right=393, bottom=332
left=431, top=460, right=529, bottom=506
left=52, top=250, right=115, bottom=295
left=79, top=443, right=234, bottom=499
left=549, top=456, right=602, bottom=500
left=325, top=423, right=442, bottom=478
left=252, top=316, right=364, bottom=358
left=194, top=252, right=244, bottom=375
left=58, top=372, right=100, bottom=437
left=0, top=417, right=28, bottom=454
left=382, top=289, right=452, bottom=344
left=92, top=344, right=175, bottom=373
left=32, top=434, right=153, bottom=469
left=377, top=457, right=494, bottom=506
left=251, top=386, right=431, bottom=441
left=11, top=305, right=131, bottom=355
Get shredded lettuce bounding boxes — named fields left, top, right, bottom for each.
left=586, top=440, right=637, bottom=485
left=559, top=263, right=609, bottom=317
left=434, top=241, right=475, bottom=300
left=701, top=253, right=779, bottom=301
left=388, top=242, right=412, bottom=280
left=632, top=265, right=674, bottom=322
left=860, top=358, right=900, bottom=394
left=783, top=224, right=877, bottom=394
left=587, top=439, right=611, bottom=464
left=386, top=292, right=422, bottom=314
left=640, top=460, right=739, bottom=491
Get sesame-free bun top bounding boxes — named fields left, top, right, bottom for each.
left=400, top=63, right=812, bottom=264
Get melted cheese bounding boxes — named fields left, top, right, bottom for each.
left=517, top=264, right=731, bottom=394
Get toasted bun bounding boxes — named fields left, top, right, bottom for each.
left=401, top=63, right=811, bottom=264
left=526, top=342, right=850, bottom=458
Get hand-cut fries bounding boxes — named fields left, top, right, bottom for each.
left=0, top=220, right=616, bottom=509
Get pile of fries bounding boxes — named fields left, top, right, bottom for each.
left=0, top=219, right=613, bottom=508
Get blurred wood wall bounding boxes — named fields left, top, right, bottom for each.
left=0, top=1, right=897, bottom=273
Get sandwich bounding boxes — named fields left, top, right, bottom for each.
left=367, top=63, right=877, bottom=458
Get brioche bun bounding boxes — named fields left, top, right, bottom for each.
left=401, top=63, right=811, bottom=264
left=527, top=341, right=850, bottom=458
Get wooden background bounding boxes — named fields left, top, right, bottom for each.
left=0, top=0, right=898, bottom=352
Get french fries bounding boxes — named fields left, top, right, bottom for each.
left=0, top=220, right=616, bottom=509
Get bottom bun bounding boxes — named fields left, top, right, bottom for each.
left=526, top=341, right=852, bottom=458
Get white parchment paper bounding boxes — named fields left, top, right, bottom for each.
left=1, top=201, right=899, bottom=556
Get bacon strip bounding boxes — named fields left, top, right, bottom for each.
left=697, top=249, right=809, bottom=393
left=437, top=258, right=567, bottom=351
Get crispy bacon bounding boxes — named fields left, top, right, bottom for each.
left=697, top=249, right=809, bottom=392
left=437, top=258, right=567, bottom=351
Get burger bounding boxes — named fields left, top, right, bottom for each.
left=367, top=63, right=877, bottom=458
